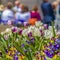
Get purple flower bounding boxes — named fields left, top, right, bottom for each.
left=31, top=37, right=35, bottom=43
left=15, top=51, right=20, bottom=55
left=54, top=44, right=60, bottom=50
left=51, top=37, right=55, bottom=41
left=5, top=49, right=8, bottom=53
left=44, top=50, right=54, bottom=58
left=14, top=55, right=18, bottom=60
left=28, top=32, right=32, bottom=37
left=40, top=29, right=43, bottom=33
left=26, top=40, right=31, bottom=44
left=44, top=57, right=46, bottom=60
left=44, top=24, right=48, bottom=29
left=4, top=35, right=9, bottom=40
left=40, top=29, right=44, bottom=36
left=19, top=29, right=22, bottom=35
left=21, top=44, right=25, bottom=48
left=55, top=38, right=60, bottom=43
left=12, top=27, right=18, bottom=33
left=24, top=50, right=28, bottom=53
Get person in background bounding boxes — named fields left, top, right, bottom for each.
left=1, top=2, right=14, bottom=24
left=15, top=5, right=30, bottom=25
left=30, top=6, right=41, bottom=21
left=13, top=0, right=21, bottom=13
left=54, top=0, right=60, bottom=30
left=0, top=5, right=4, bottom=24
left=41, top=0, right=55, bottom=26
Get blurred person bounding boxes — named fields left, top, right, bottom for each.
left=1, top=2, right=14, bottom=24
left=52, top=0, right=58, bottom=16
left=13, top=0, right=21, bottom=12
left=41, top=0, right=55, bottom=26
left=54, top=0, right=60, bottom=30
left=0, top=5, right=4, bottom=24
left=30, top=6, right=41, bottom=20
left=15, top=5, right=30, bottom=25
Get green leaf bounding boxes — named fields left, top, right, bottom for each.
left=1, top=38, right=7, bottom=49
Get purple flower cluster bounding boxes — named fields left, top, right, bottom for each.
left=44, top=38, right=60, bottom=58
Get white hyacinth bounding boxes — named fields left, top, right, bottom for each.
left=33, top=28, right=41, bottom=36
left=35, top=21, right=43, bottom=27
left=22, top=29, right=28, bottom=36
left=44, top=30, right=53, bottom=39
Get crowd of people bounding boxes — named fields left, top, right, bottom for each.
left=0, top=0, right=60, bottom=28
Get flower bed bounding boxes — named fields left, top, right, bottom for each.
left=0, top=21, right=60, bottom=60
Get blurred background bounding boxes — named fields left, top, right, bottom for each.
left=0, top=0, right=55, bottom=17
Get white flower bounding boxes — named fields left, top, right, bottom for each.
left=44, top=30, right=53, bottom=39
left=28, top=26, right=35, bottom=33
left=16, top=38, right=19, bottom=42
left=1, top=32, right=4, bottom=35
left=33, top=28, right=41, bottom=36
left=48, top=26, right=53, bottom=31
left=4, top=35, right=9, bottom=40
left=35, top=21, right=43, bottom=27
left=22, top=29, right=28, bottom=36
left=5, top=28, right=11, bottom=33
left=39, top=26, right=44, bottom=30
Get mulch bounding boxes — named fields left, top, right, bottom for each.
left=0, top=25, right=12, bottom=33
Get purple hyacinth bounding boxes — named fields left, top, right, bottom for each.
left=54, top=44, right=60, bottom=50
left=44, top=50, right=54, bottom=58
left=14, top=55, right=18, bottom=60
left=28, top=32, right=32, bottom=37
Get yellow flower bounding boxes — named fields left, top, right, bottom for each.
left=18, top=55, right=25, bottom=60
left=18, top=56, right=22, bottom=60
left=7, top=51, right=11, bottom=56
left=12, top=51, right=15, bottom=55
left=51, top=40, right=54, bottom=43
left=53, top=55, right=57, bottom=59
left=6, top=55, right=13, bottom=59
left=10, top=47, right=16, bottom=51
